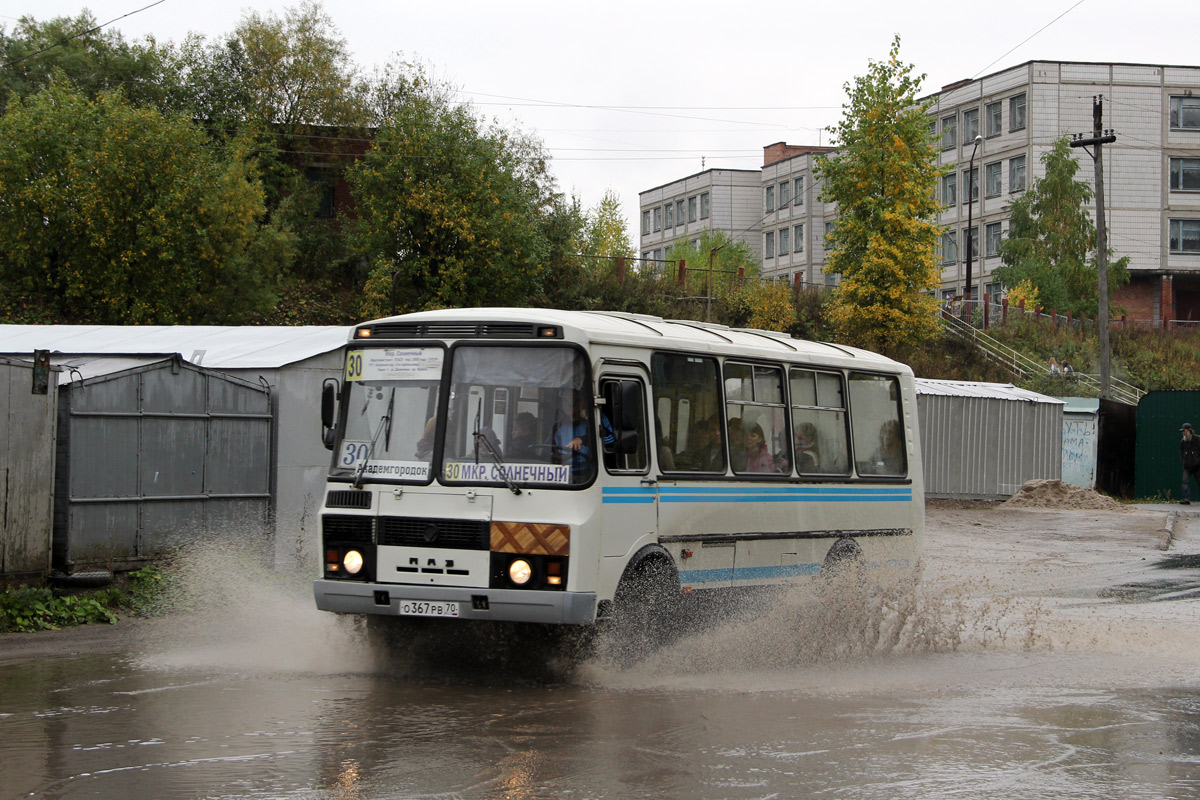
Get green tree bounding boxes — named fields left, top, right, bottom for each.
left=164, top=2, right=371, bottom=286
left=350, top=72, right=560, bottom=317
left=1, top=13, right=170, bottom=112
left=0, top=79, right=291, bottom=323
left=815, top=35, right=944, bottom=351
left=582, top=190, right=634, bottom=258
left=994, top=137, right=1129, bottom=317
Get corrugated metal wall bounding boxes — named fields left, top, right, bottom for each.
left=1, top=357, right=58, bottom=577
left=55, top=361, right=272, bottom=572
left=918, top=394, right=1063, bottom=499
left=1134, top=391, right=1200, bottom=500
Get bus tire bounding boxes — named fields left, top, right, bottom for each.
left=608, top=546, right=682, bottom=660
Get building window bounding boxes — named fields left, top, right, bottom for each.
left=824, top=220, right=837, bottom=249
left=652, top=207, right=662, bottom=232
left=941, top=231, right=958, bottom=264
left=1169, top=219, right=1200, bottom=253
left=1170, top=96, right=1200, bottom=130
left=1170, top=157, right=1200, bottom=192
left=941, top=173, right=957, bottom=207
left=986, top=101, right=1002, bottom=137
left=962, top=167, right=979, bottom=203
left=964, top=226, right=979, bottom=261
left=303, top=166, right=337, bottom=219
left=1010, top=93, right=1027, bottom=131
left=793, top=224, right=804, bottom=253
left=794, top=176, right=804, bottom=205
left=642, top=251, right=652, bottom=260
left=675, top=199, right=685, bottom=226
left=700, top=192, right=710, bottom=219
left=652, top=249, right=661, bottom=261
left=641, top=210, right=650, bottom=235
left=664, top=201, right=674, bottom=228
left=963, top=108, right=980, bottom=142
left=986, top=222, right=1002, bottom=257
left=986, top=282, right=1002, bottom=303
left=779, top=226, right=790, bottom=254
left=765, top=231, right=775, bottom=258
left=985, top=161, right=1002, bottom=197
left=941, top=115, right=957, bottom=150
left=765, top=185, right=775, bottom=213
left=779, top=180, right=791, bottom=207
left=1010, top=155, right=1027, bottom=193
left=688, top=196, right=697, bottom=222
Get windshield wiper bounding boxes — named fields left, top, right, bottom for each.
left=353, top=399, right=393, bottom=489
left=473, top=400, right=521, bottom=496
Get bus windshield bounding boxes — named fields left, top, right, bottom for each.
left=441, top=345, right=594, bottom=487
left=334, top=346, right=444, bottom=482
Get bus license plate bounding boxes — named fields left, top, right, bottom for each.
left=399, top=600, right=459, bottom=618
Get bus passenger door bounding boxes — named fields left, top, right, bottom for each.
left=598, top=374, right=656, bottom=560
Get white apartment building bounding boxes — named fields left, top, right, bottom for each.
left=637, top=60, right=1200, bottom=325
left=638, top=169, right=763, bottom=264
left=928, top=60, right=1200, bottom=323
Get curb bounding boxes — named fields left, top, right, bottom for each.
left=1160, top=510, right=1192, bottom=551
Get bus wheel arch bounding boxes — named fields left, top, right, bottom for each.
left=821, top=536, right=864, bottom=577
left=606, top=545, right=681, bottom=657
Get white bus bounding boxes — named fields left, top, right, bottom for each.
left=313, top=308, right=923, bottom=632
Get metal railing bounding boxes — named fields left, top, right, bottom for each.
left=941, top=313, right=1144, bottom=405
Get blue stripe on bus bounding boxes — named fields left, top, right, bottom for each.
left=679, top=563, right=822, bottom=583
left=602, top=486, right=911, bottom=504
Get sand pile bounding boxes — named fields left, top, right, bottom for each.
left=1002, top=479, right=1129, bottom=511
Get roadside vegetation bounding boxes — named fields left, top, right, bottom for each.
left=0, top=566, right=168, bottom=633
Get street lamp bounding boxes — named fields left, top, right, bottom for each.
left=964, top=135, right=983, bottom=322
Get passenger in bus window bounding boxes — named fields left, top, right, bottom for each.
left=865, top=419, right=905, bottom=475
left=692, top=416, right=724, bottom=471
left=794, top=422, right=819, bottom=473
left=743, top=422, right=779, bottom=473
left=507, top=412, right=539, bottom=460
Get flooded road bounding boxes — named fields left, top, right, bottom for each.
left=4, top=506, right=1200, bottom=800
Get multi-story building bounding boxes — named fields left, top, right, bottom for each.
left=759, top=143, right=836, bottom=286
left=928, top=60, right=1200, bottom=323
left=638, top=168, right=762, bottom=264
left=636, top=60, right=1200, bottom=325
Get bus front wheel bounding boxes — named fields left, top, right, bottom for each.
left=607, top=548, right=682, bottom=661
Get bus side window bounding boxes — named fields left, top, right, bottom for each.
left=601, top=378, right=648, bottom=474
left=651, top=352, right=724, bottom=474
left=848, top=373, right=907, bottom=477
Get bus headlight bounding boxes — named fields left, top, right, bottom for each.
left=343, top=550, right=364, bottom=575
left=508, top=559, right=532, bottom=585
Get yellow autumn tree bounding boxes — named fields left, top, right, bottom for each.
left=816, top=36, right=944, bottom=352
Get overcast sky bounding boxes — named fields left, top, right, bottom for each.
left=3, top=0, right=1196, bottom=235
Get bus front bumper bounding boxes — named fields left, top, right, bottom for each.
left=313, top=579, right=598, bottom=626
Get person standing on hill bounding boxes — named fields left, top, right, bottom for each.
left=1181, top=423, right=1200, bottom=505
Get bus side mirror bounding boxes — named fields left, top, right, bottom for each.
left=614, top=382, right=642, bottom=455
left=321, top=378, right=339, bottom=450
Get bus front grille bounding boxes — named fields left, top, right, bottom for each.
left=326, top=490, right=372, bottom=509
left=322, top=515, right=373, bottom=545
left=377, top=517, right=490, bottom=550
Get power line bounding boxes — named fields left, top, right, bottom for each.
left=970, top=0, right=1089, bottom=79
left=2, top=0, right=168, bottom=71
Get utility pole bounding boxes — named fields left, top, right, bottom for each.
left=1070, top=96, right=1117, bottom=400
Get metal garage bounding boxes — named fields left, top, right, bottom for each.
left=916, top=379, right=1064, bottom=500
left=51, top=356, right=272, bottom=573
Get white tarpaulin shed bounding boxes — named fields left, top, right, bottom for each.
left=915, top=378, right=1065, bottom=500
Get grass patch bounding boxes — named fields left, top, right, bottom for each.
left=0, top=565, right=171, bottom=633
